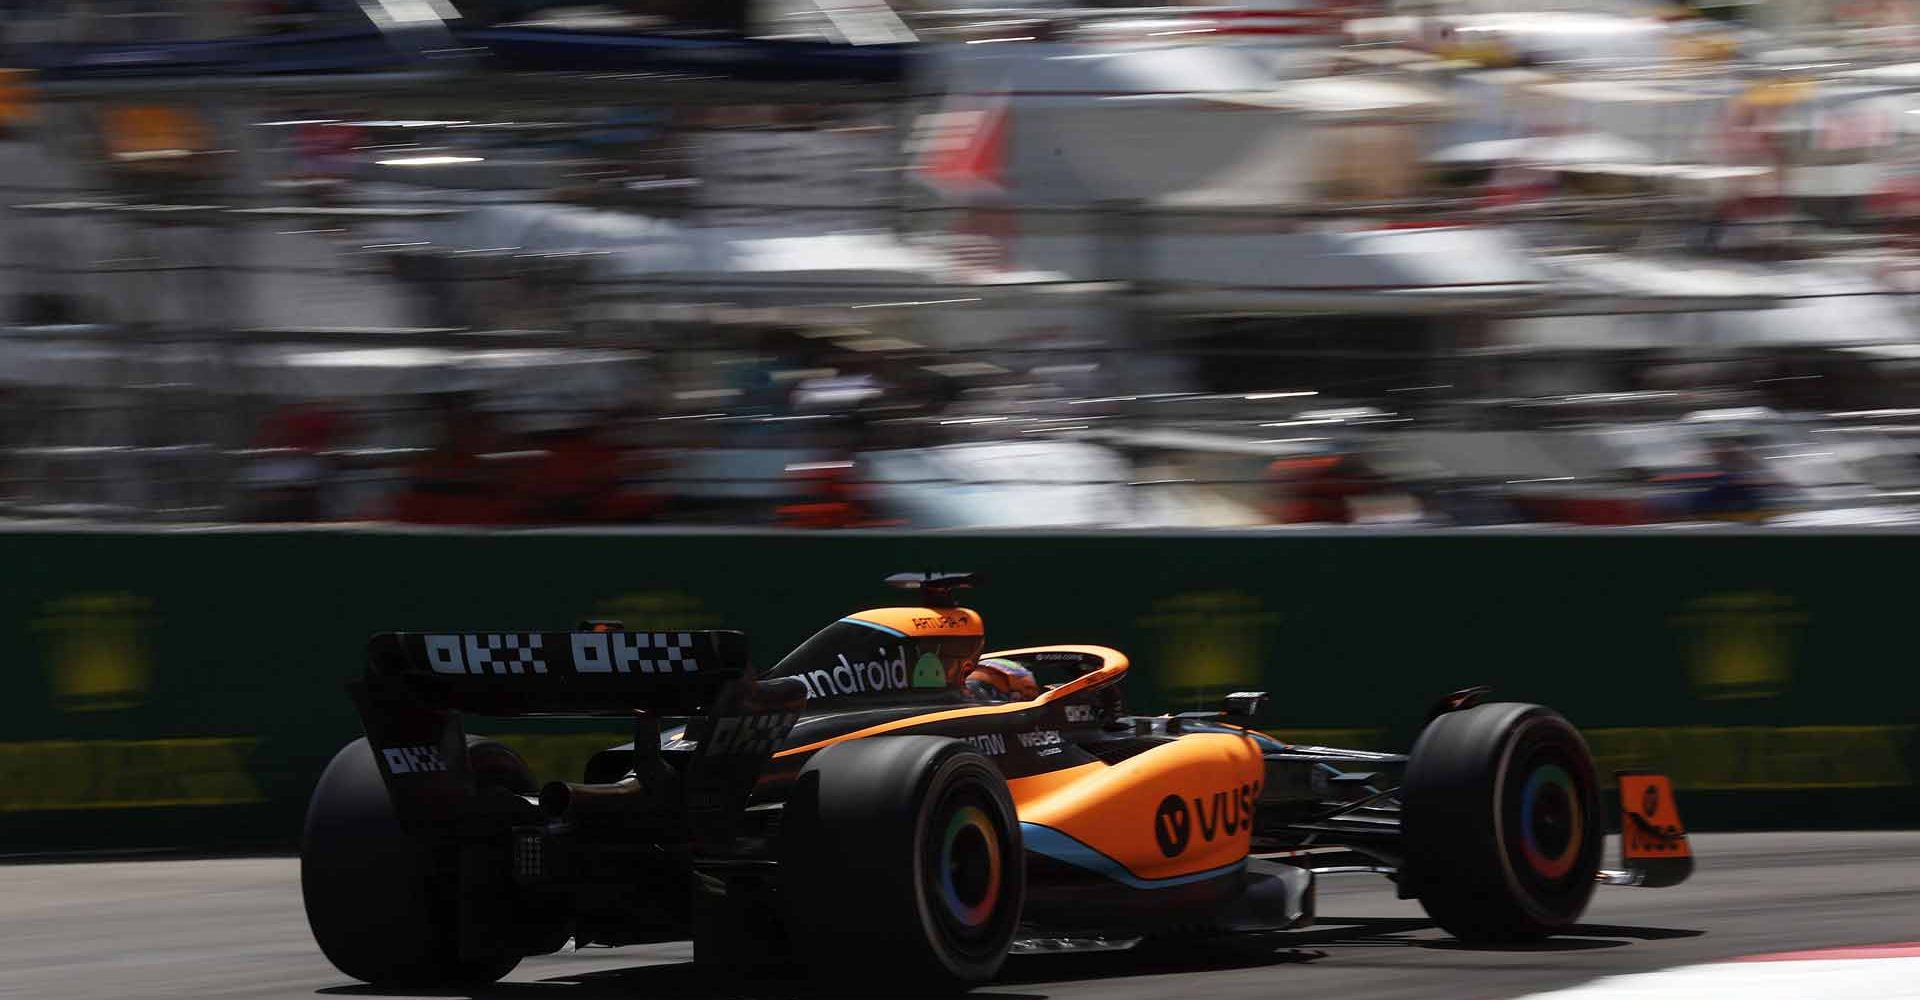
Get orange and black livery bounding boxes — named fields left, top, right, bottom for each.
left=303, top=572, right=1694, bottom=991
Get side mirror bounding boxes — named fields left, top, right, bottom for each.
left=1222, top=691, right=1269, bottom=720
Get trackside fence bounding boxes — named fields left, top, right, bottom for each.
left=2, top=528, right=1913, bottom=853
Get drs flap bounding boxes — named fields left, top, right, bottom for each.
left=366, top=629, right=750, bottom=715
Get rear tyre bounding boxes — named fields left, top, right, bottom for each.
left=780, top=736, right=1024, bottom=988
left=1400, top=703, right=1602, bottom=943
left=301, top=737, right=526, bottom=985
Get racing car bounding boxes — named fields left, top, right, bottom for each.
left=303, top=573, right=1693, bottom=989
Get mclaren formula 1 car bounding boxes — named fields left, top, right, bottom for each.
left=303, top=573, right=1693, bottom=989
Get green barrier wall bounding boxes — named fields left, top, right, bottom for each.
left=2, top=529, right=1914, bottom=853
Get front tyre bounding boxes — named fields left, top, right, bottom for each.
left=779, top=736, right=1024, bottom=988
left=301, top=737, right=526, bottom=985
left=1400, top=703, right=1602, bottom=943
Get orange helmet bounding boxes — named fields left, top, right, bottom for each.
left=964, top=658, right=1038, bottom=702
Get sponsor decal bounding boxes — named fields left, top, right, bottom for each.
left=962, top=733, right=1007, bottom=756
left=571, top=632, right=699, bottom=674
left=381, top=745, right=448, bottom=775
left=795, top=645, right=911, bottom=699
left=426, top=633, right=549, bottom=675
left=1015, top=729, right=1062, bottom=749
left=1153, top=781, right=1262, bottom=856
left=421, top=632, right=703, bottom=676
left=704, top=713, right=798, bottom=756
left=1064, top=704, right=1095, bottom=724
left=1196, top=780, right=1261, bottom=842
left=1625, top=818, right=1687, bottom=857
left=911, top=612, right=974, bottom=631
left=1618, top=773, right=1689, bottom=860
left=1154, top=794, right=1190, bottom=857
left=912, top=652, right=948, bottom=689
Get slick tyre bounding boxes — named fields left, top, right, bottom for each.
left=781, top=736, right=1024, bottom=989
left=301, top=737, right=528, bottom=986
left=1401, top=703, right=1602, bottom=944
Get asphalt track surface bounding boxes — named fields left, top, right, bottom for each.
left=5, top=833, right=1920, bottom=1000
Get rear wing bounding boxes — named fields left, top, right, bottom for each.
left=352, top=629, right=804, bottom=843
left=364, top=629, right=751, bottom=715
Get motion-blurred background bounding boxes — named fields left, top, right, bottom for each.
left=4, top=0, right=1920, bottom=852
left=15, top=0, right=1920, bottom=529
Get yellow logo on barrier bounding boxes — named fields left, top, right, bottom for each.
left=1138, top=591, right=1277, bottom=712
left=590, top=591, right=723, bottom=631
left=494, top=733, right=628, bottom=787
left=0, top=738, right=262, bottom=812
left=1675, top=592, right=1802, bottom=701
left=35, top=593, right=154, bottom=713
left=1586, top=726, right=1913, bottom=790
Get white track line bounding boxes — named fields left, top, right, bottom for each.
left=1511, top=946, right=1920, bottom=1000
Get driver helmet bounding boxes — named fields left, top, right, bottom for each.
left=965, top=658, right=1039, bottom=703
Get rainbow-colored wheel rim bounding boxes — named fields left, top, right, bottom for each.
left=1518, top=763, right=1583, bottom=880
left=938, top=805, right=1003, bottom=929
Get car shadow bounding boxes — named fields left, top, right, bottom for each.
left=320, top=962, right=1049, bottom=1000
left=1421, top=937, right=1629, bottom=953
left=1419, top=923, right=1706, bottom=953
left=1566, top=923, right=1707, bottom=942
left=1269, top=916, right=1438, bottom=949
left=315, top=920, right=1703, bottom=1000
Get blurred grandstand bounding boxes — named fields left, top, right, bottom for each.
left=8, top=0, right=1920, bottom=527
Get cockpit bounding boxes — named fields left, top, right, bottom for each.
left=964, top=658, right=1039, bottom=703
